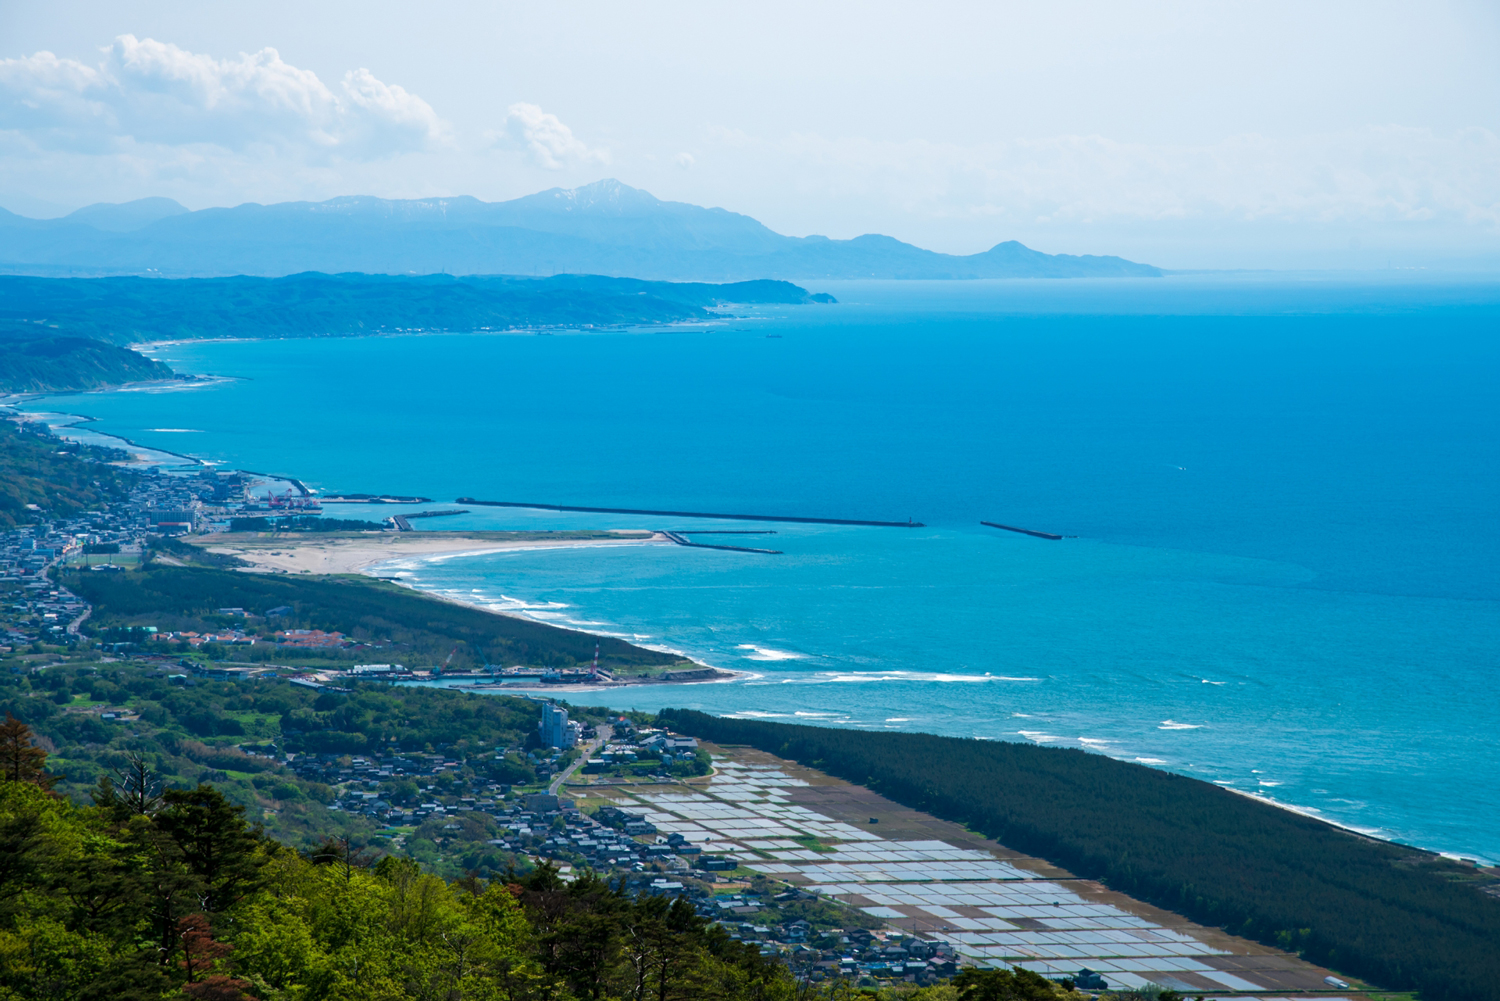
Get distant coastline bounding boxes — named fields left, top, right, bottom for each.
left=0, top=272, right=834, bottom=347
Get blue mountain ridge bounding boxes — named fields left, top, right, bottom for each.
left=0, top=179, right=1161, bottom=281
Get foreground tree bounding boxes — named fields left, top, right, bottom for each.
left=0, top=712, right=57, bottom=789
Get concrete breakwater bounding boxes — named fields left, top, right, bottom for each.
left=457, top=497, right=924, bottom=528
left=980, top=520, right=1064, bottom=541
left=662, top=531, right=782, bottom=555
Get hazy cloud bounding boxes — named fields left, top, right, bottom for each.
left=0, top=35, right=447, bottom=157
left=765, top=126, right=1500, bottom=231
left=503, top=102, right=609, bottom=169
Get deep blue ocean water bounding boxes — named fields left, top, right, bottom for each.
left=27, top=275, right=1500, bottom=862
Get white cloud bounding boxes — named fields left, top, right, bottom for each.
left=674, top=152, right=695, bottom=169
left=502, top=102, right=609, bottom=170
left=0, top=35, right=447, bottom=157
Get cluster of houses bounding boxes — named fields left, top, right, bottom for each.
left=0, top=459, right=332, bottom=653
left=276, top=735, right=964, bottom=987
left=0, top=571, right=87, bottom=652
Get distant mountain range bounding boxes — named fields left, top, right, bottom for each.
left=0, top=180, right=1160, bottom=281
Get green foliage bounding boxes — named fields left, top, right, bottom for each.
left=0, top=422, right=138, bottom=528
left=0, top=660, right=562, bottom=849
left=952, top=967, right=1068, bottom=1001
left=659, top=711, right=1500, bottom=1001
left=0, top=738, right=802, bottom=1001
left=0, top=335, right=174, bottom=392
left=67, top=564, right=683, bottom=671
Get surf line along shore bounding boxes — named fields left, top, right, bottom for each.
left=188, top=529, right=756, bottom=689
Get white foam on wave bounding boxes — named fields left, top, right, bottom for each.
left=724, top=710, right=793, bottom=718
left=1258, top=779, right=1282, bottom=787
left=1222, top=786, right=1394, bottom=841
left=791, top=670, right=1039, bottom=684
left=793, top=711, right=845, bottom=718
left=378, top=574, right=723, bottom=672
left=735, top=644, right=805, bottom=661
left=1441, top=851, right=1497, bottom=866
left=1135, top=757, right=1168, bottom=765
left=1159, top=720, right=1204, bottom=730
left=1018, top=730, right=1063, bottom=744
left=147, top=428, right=203, bottom=433
left=885, top=717, right=911, bottom=722
left=118, top=378, right=225, bottom=394
left=1200, top=679, right=1226, bottom=685
left=1077, top=737, right=1114, bottom=747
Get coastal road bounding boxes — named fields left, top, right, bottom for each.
left=549, top=724, right=610, bottom=796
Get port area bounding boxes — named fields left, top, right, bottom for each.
left=564, top=743, right=1380, bottom=998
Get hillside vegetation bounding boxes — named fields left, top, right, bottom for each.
left=0, top=272, right=833, bottom=345
left=0, top=661, right=551, bottom=853
left=0, top=420, right=138, bottom=527
left=0, top=335, right=175, bottom=392
left=658, top=710, right=1500, bottom=1001
left=0, top=726, right=811, bottom=1001
left=65, top=564, right=686, bottom=672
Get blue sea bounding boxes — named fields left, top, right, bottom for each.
left=27, top=275, right=1500, bottom=863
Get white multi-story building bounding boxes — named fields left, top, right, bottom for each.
left=539, top=702, right=581, bottom=749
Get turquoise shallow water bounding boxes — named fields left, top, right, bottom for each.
left=28, top=275, right=1500, bottom=862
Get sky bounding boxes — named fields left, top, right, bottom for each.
left=1, top=1, right=1498, bottom=269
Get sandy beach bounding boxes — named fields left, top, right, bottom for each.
left=194, top=529, right=670, bottom=575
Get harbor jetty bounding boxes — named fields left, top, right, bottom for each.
left=662, top=531, right=782, bottom=554
left=980, top=520, right=1064, bottom=541
left=457, top=498, right=924, bottom=528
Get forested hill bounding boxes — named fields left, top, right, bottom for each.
left=0, top=420, right=139, bottom=527
left=657, top=710, right=1500, bottom=1001
left=0, top=272, right=834, bottom=345
left=0, top=335, right=174, bottom=392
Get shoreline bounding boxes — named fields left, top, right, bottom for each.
left=127, top=319, right=734, bottom=356
left=199, top=529, right=675, bottom=576
left=188, top=530, right=758, bottom=689
left=378, top=544, right=762, bottom=690
left=3, top=386, right=228, bottom=468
